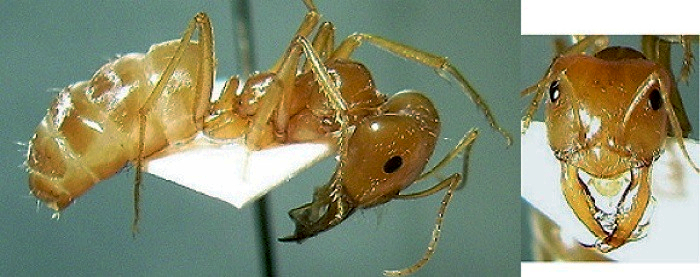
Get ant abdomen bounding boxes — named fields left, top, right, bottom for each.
left=27, top=40, right=208, bottom=210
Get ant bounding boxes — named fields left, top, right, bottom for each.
left=25, top=0, right=511, bottom=274
left=521, top=35, right=699, bottom=252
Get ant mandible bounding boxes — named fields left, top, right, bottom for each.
left=26, top=0, right=511, bottom=275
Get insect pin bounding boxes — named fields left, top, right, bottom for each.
left=25, top=0, right=511, bottom=274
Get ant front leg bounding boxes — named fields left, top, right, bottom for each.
left=279, top=36, right=354, bottom=242
left=330, top=33, right=512, bottom=145
left=384, top=129, right=478, bottom=276
left=277, top=35, right=355, bottom=242
left=133, top=12, right=214, bottom=233
left=407, top=128, right=479, bottom=186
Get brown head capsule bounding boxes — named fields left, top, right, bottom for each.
left=522, top=36, right=699, bottom=252
left=25, top=1, right=510, bottom=275
left=278, top=91, right=440, bottom=242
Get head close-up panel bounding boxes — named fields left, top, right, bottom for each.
left=0, top=1, right=520, bottom=276
left=520, top=35, right=699, bottom=262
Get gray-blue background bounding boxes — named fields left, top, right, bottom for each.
left=0, top=0, right=520, bottom=276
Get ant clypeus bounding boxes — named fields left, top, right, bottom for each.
left=25, top=0, right=511, bottom=275
left=521, top=35, right=699, bottom=253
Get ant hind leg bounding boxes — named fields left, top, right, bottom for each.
left=133, top=12, right=214, bottom=234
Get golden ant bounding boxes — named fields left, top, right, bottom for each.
left=521, top=35, right=699, bottom=252
left=26, top=0, right=511, bottom=274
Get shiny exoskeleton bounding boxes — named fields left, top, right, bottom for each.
left=522, top=35, right=699, bottom=252
left=26, top=1, right=510, bottom=275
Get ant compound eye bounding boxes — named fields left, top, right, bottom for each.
left=549, top=80, right=560, bottom=103
left=383, top=156, right=403, bottom=174
left=648, top=88, right=662, bottom=111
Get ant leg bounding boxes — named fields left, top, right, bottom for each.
left=246, top=28, right=341, bottom=150
left=243, top=34, right=307, bottom=149
left=643, top=35, right=697, bottom=83
left=277, top=36, right=354, bottom=241
left=296, top=35, right=353, bottom=226
left=303, top=22, right=335, bottom=72
left=331, top=33, right=512, bottom=146
left=553, top=35, right=606, bottom=55
left=244, top=1, right=326, bottom=147
left=520, top=74, right=548, bottom=134
left=644, top=35, right=673, bottom=69
left=289, top=36, right=350, bottom=148
left=133, top=12, right=214, bottom=233
left=553, top=37, right=571, bottom=56
left=559, top=35, right=609, bottom=56
left=641, top=35, right=693, bottom=136
left=395, top=128, right=478, bottom=199
left=383, top=174, right=461, bottom=276
left=277, top=21, right=336, bottom=133
left=293, top=35, right=351, bottom=175
left=522, top=36, right=609, bottom=134
left=679, top=35, right=696, bottom=83
left=269, top=0, right=320, bottom=72
left=385, top=130, right=476, bottom=275
left=624, top=72, right=699, bottom=172
left=204, top=77, right=249, bottom=139
left=641, top=35, right=660, bottom=62
left=667, top=36, right=693, bottom=136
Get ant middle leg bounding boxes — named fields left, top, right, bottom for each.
left=269, top=0, right=320, bottom=72
left=276, top=21, right=337, bottom=136
left=302, top=22, right=336, bottom=72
